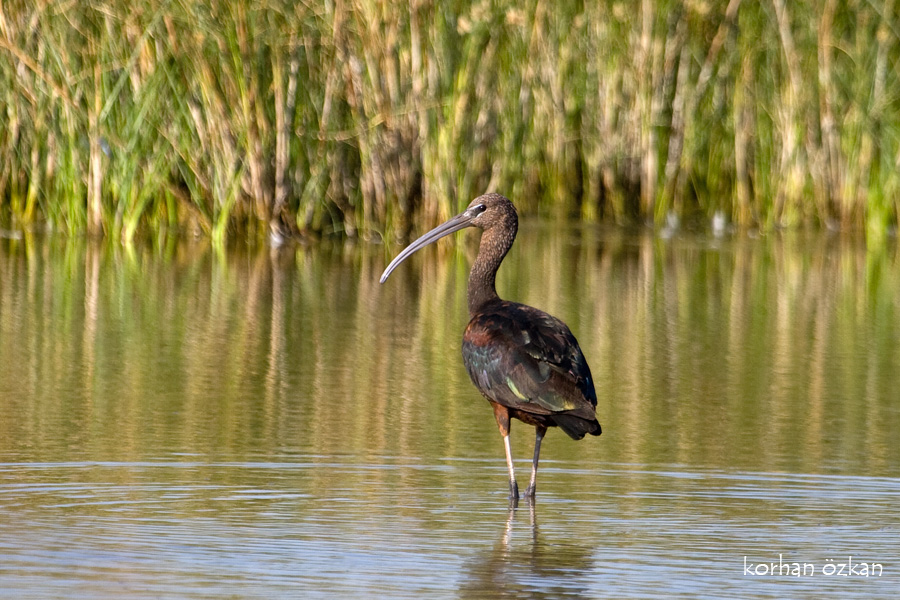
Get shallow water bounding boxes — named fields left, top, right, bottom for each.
left=1, top=226, right=898, bottom=598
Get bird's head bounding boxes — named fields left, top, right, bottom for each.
left=380, top=193, right=518, bottom=283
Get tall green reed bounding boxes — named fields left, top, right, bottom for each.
left=0, top=0, right=897, bottom=241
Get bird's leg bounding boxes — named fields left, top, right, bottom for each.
left=503, top=434, right=519, bottom=501
left=524, top=425, right=547, bottom=498
left=492, top=403, right=518, bottom=500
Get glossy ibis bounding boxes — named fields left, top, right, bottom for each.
left=380, top=193, right=601, bottom=499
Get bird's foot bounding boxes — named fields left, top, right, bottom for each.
left=508, top=480, right=519, bottom=501
left=524, top=483, right=536, bottom=498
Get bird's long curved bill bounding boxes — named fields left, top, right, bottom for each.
left=380, top=212, right=474, bottom=283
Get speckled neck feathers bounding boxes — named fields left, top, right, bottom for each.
left=467, top=212, right=518, bottom=317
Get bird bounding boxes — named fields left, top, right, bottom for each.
left=380, top=193, right=601, bottom=500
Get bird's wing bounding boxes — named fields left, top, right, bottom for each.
left=461, top=302, right=597, bottom=417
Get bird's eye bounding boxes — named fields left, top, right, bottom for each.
left=465, top=203, right=487, bottom=219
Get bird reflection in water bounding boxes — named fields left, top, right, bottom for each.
left=458, top=500, right=595, bottom=599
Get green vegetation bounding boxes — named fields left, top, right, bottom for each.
left=1, top=0, right=898, bottom=241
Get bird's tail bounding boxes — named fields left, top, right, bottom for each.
left=553, top=415, right=602, bottom=440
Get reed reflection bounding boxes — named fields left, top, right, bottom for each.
left=0, top=229, right=898, bottom=480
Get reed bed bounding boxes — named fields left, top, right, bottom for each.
left=1, top=0, right=898, bottom=241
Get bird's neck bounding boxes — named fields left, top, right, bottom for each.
left=467, top=224, right=516, bottom=317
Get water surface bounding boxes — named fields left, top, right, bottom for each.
left=1, top=226, right=898, bottom=598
